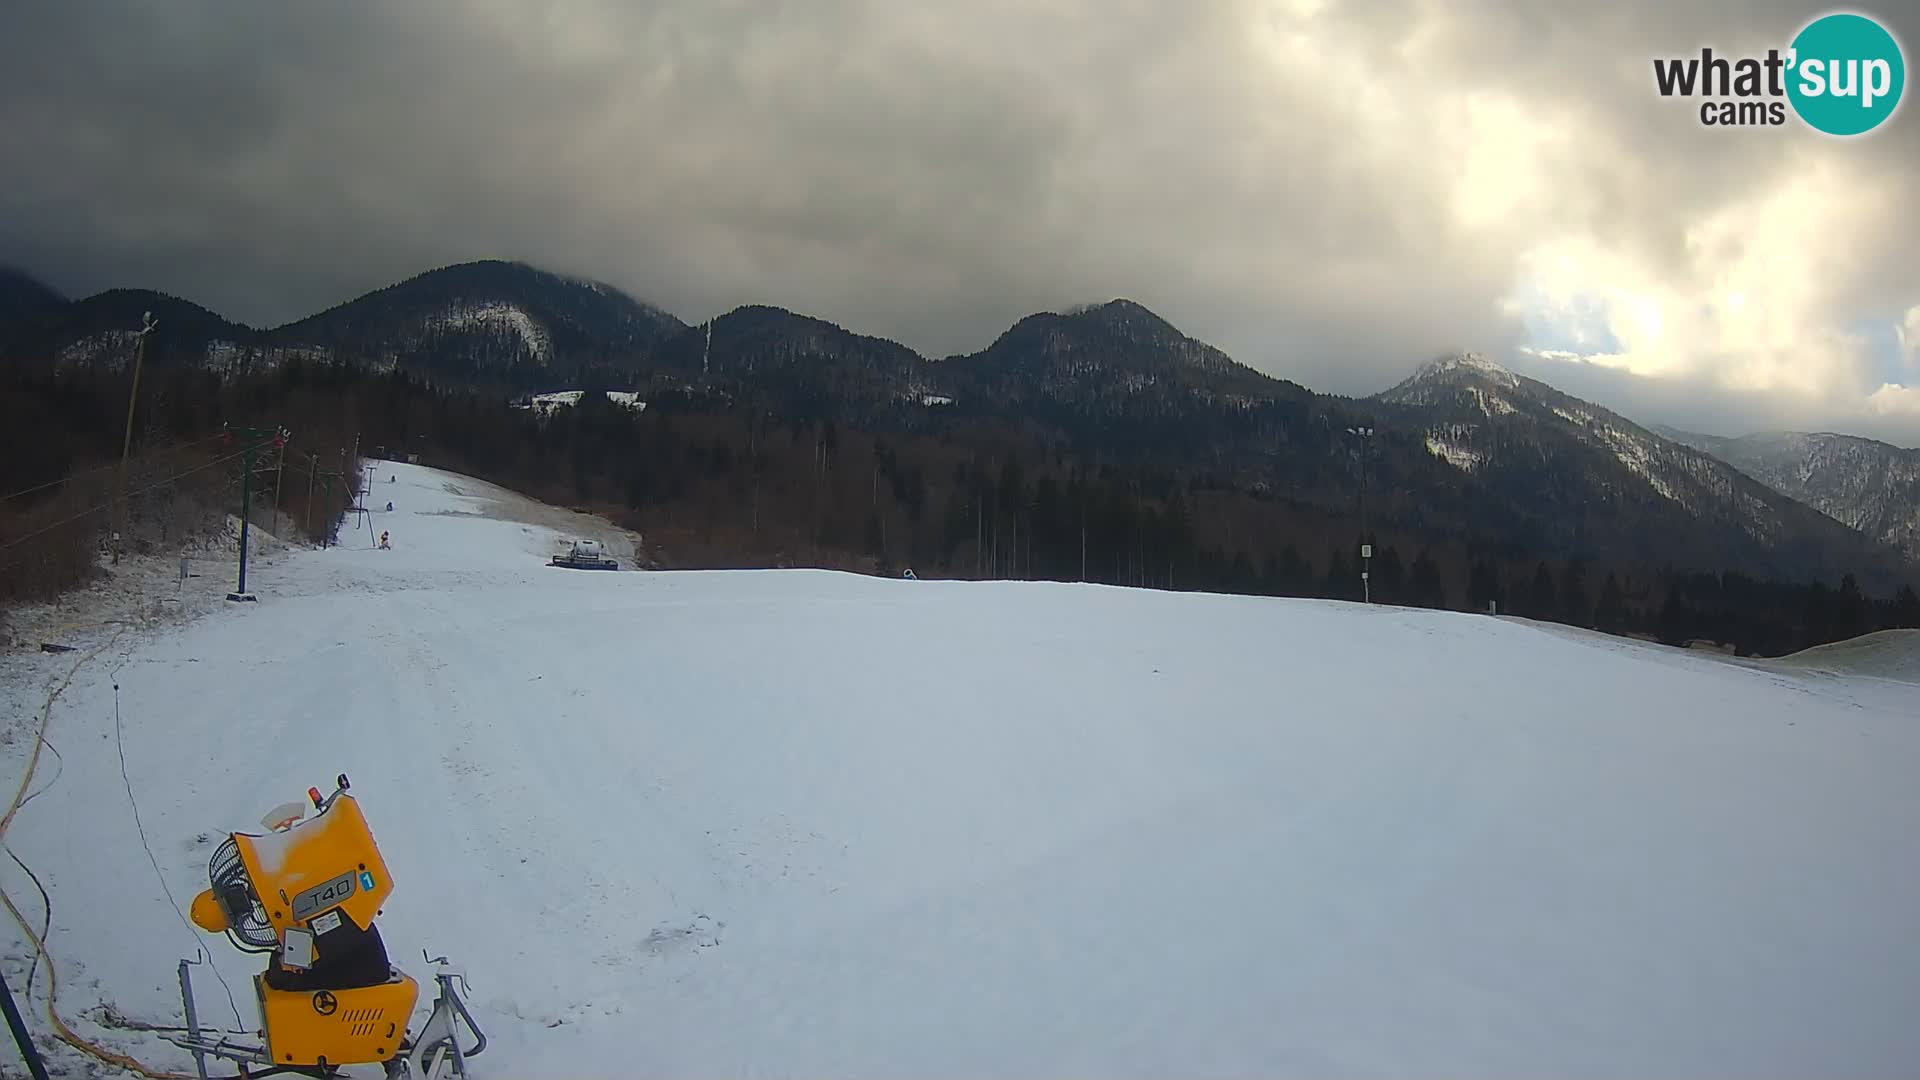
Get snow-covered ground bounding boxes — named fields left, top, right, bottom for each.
left=4, top=462, right=1919, bottom=1078
left=513, top=390, right=647, bottom=415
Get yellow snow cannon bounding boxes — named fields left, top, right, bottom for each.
left=169, top=774, right=486, bottom=1079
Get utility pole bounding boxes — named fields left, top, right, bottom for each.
left=1347, top=425, right=1375, bottom=603
left=974, top=496, right=982, bottom=578
left=272, top=438, right=287, bottom=538
left=318, top=473, right=335, bottom=549
left=1079, top=478, right=1087, bottom=583
left=224, top=425, right=287, bottom=602
left=113, top=311, right=159, bottom=564
left=304, top=452, right=318, bottom=540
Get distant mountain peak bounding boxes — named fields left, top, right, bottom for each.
left=1377, top=351, right=1522, bottom=408
left=285, top=259, right=685, bottom=337
left=1060, top=298, right=1180, bottom=339
left=1411, top=351, right=1517, bottom=386
left=1063, top=297, right=1154, bottom=317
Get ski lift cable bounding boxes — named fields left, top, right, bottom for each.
left=0, top=444, right=256, bottom=563
left=0, top=434, right=228, bottom=503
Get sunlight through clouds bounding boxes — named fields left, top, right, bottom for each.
left=0, top=0, right=1914, bottom=440
left=1501, top=154, right=1914, bottom=429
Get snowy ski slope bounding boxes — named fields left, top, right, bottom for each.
left=3, top=462, right=1919, bottom=1078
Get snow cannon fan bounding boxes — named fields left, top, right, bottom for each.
left=171, top=774, right=487, bottom=1079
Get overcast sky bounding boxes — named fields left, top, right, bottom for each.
left=3, top=0, right=1915, bottom=444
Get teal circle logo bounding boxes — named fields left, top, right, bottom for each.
left=1786, top=12, right=1906, bottom=135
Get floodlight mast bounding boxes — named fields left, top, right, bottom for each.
left=1347, top=425, right=1375, bottom=603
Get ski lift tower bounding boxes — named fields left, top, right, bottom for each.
left=224, top=424, right=289, bottom=602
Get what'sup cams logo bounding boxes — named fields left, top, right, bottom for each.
left=1654, top=11, right=1906, bottom=134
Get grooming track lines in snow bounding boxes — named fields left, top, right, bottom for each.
left=2, top=461, right=1918, bottom=1077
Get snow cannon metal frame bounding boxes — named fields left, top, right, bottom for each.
left=169, top=774, right=486, bottom=1079
left=549, top=537, right=619, bottom=570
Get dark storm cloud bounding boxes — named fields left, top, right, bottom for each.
left=2, top=0, right=1915, bottom=440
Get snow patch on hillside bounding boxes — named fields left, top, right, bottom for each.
left=1471, top=386, right=1517, bottom=417
left=1425, top=433, right=1484, bottom=471
left=514, top=390, right=648, bottom=415
left=1599, top=425, right=1682, bottom=504
left=55, top=329, right=136, bottom=370
left=433, top=302, right=553, bottom=364
left=895, top=385, right=955, bottom=407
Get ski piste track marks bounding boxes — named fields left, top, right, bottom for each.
left=3, top=460, right=1920, bottom=1077
left=358, top=589, right=730, bottom=1028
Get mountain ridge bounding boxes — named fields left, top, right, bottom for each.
left=1656, top=427, right=1920, bottom=559
left=2, top=259, right=1913, bottom=592
left=1371, top=351, right=1910, bottom=586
